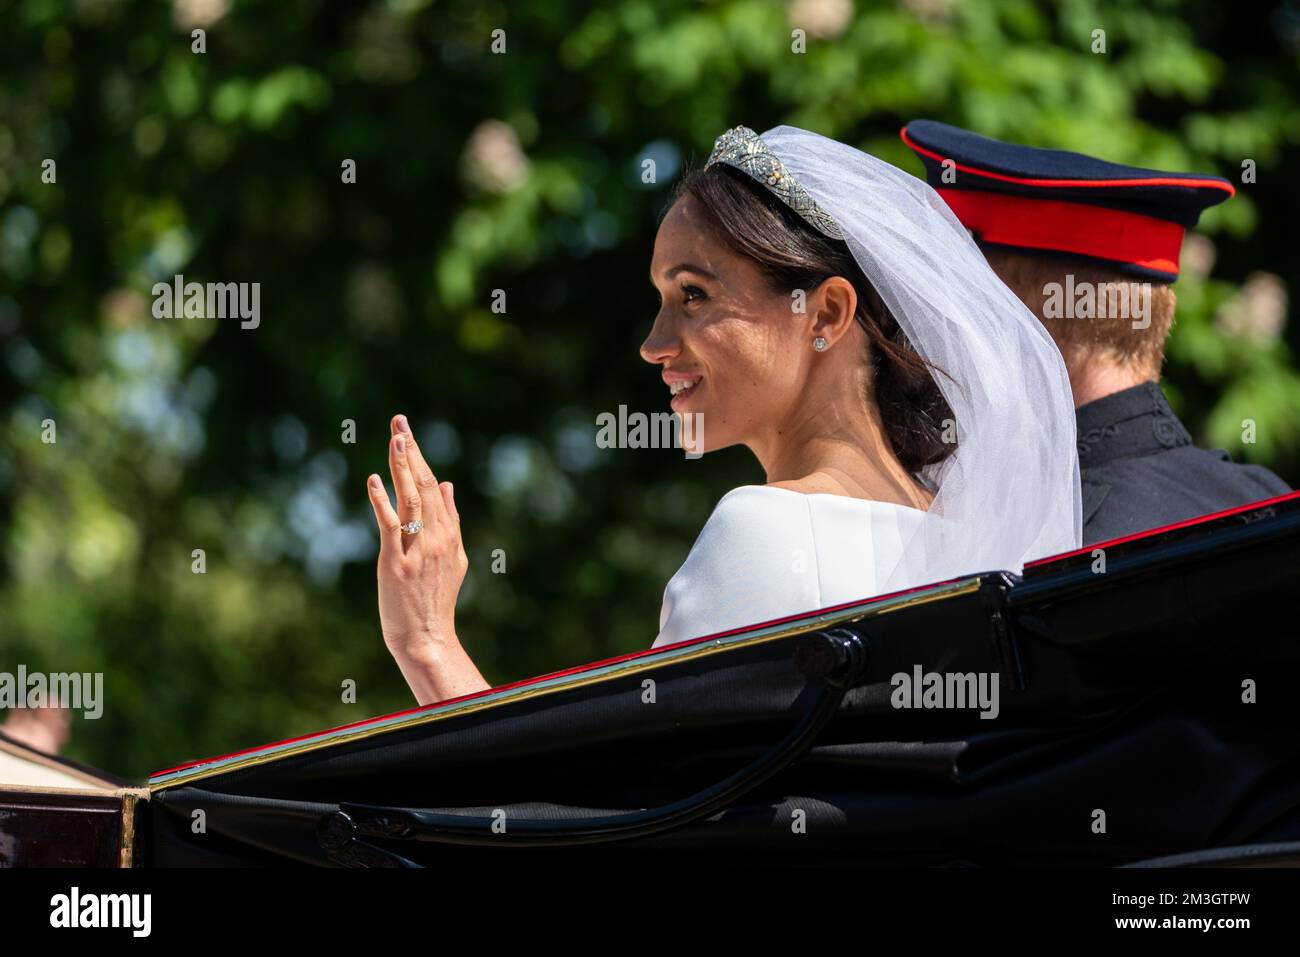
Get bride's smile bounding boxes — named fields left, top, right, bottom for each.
left=663, top=370, right=702, bottom=409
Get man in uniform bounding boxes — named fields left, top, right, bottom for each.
left=901, top=120, right=1291, bottom=544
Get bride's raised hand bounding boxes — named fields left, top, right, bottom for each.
left=365, top=414, right=487, bottom=704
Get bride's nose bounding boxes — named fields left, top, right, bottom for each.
left=639, top=313, right=682, bottom=365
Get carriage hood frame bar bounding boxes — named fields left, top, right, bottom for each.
left=148, top=574, right=982, bottom=792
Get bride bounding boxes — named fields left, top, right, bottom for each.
left=364, top=125, right=1082, bottom=705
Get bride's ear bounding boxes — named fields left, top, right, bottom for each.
left=809, top=276, right=859, bottom=347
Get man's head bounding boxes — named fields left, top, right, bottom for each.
left=981, top=249, right=1176, bottom=401
left=900, top=120, right=1233, bottom=406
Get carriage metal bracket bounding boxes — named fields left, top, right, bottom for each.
left=318, top=808, right=422, bottom=868
left=979, top=572, right=1026, bottom=692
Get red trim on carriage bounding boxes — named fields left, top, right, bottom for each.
left=1025, top=488, right=1300, bottom=567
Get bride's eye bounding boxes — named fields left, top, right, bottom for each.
left=681, top=284, right=707, bottom=303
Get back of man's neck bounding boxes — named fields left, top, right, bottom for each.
left=1066, top=358, right=1156, bottom=409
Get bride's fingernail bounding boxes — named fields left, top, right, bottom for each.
left=395, top=435, right=405, bottom=453
left=395, top=414, right=410, bottom=433
left=369, top=475, right=380, bottom=489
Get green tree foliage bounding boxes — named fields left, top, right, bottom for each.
left=0, top=0, right=1297, bottom=778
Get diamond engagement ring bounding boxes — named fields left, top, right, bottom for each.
left=400, top=520, right=424, bottom=535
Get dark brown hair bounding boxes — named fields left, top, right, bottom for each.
left=664, top=164, right=955, bottom=473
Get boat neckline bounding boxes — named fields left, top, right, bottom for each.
left=727, top=484, right=930, bottom=515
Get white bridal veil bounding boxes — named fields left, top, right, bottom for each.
left=732, top=125, right=1082, bottom=585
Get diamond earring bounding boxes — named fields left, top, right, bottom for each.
left=813, top=336, right=828, bottom=352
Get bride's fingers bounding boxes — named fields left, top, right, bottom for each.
left=388, top=431, right=422, bottom=532
left=366, top=474, right=403, bottom=553
left=440, top=482, right=458, bottom=525
left=392, top=415, right=449, bottom=525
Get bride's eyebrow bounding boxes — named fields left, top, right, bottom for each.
left=649, top=263, right=720, bottom=285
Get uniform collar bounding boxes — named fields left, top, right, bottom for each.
left=1074, top=381, right=1193, bottom=469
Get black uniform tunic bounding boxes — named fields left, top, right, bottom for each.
left=1078, top=382, right=1291, bottom=545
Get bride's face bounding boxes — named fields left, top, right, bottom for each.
left=641, top=196, right=812, bottom=453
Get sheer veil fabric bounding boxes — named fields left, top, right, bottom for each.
left=759, top=126, right=1082, bottom=585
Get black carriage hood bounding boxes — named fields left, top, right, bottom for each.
left=147, top=492, right=1300, bottom=867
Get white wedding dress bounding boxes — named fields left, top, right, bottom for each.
left=652, top=485, right=926, bottom=649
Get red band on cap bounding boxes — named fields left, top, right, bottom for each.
left=936, top=188, right=1184, bottom=277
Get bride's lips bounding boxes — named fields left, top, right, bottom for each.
left=664, top=373, right=703, bottom=411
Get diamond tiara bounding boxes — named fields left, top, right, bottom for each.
left=704, top=125, right=844, bottom=241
